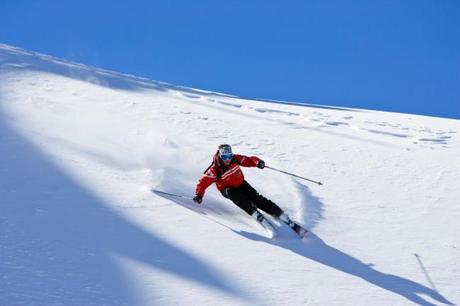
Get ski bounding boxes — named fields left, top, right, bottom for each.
left=290, top=222, right=308, bottom=239
left=253, top=210, right=277, bottom=238
left=262, top=219, right=277, bottom=239
left=279, top=213, right=308, bottom=239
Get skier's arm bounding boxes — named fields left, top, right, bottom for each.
left=195, top=167, right=217, bottom=198
left=234, top=154, right=261, bottom=167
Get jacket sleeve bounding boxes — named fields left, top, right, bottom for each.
left=195, top=166, right=217, bottom=197
left=234, top=154, right=260, bottom=167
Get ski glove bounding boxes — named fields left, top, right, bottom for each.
left=257, top=160, right=265, bottom=169
left=193, top=195, right=203, bottom=204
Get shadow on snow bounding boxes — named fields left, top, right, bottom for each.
left=155, top=181, right=453, bottom=306
left=236, top=231, right=453, bottom=306
left=241, top=181, right=453, bottom=306
left=0, top=113, right=249, bottom=305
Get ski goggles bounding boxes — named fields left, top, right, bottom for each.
left=220, top=152, right=233, bottom=161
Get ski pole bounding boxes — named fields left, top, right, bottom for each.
left=151, top=189, right=194, bottom=200
left=265, top=166, right=323, bottom=186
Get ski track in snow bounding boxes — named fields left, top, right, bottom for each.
left=1, top=44, right=459, bottom=306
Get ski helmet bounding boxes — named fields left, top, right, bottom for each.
left=218, top=144, right=233, bottom=161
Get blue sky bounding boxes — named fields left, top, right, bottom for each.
left=1, top=0, right=459, bottom=119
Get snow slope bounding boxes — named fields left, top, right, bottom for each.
left=1, top=43, right=459, bottom=306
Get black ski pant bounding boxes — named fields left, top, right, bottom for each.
left=222, top=180, right=283, bottom=217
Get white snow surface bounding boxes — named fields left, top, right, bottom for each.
left=1, top=43, right=459, bottom=306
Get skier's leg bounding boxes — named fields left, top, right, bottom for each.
left=240, top=181, right=283, bottom=217
left=238, top=181, right=305, bottom=237
left=222, top=186, right=256, bottom=215
left=222, top=186, right=276, bottom=236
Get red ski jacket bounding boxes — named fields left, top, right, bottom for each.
left=195, top=152, right=261, bottom=197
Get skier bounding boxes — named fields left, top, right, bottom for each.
left=193, top=144, right=307, bottom=237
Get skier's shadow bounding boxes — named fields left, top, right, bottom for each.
left=235, top=179, right=453, bottom=306
left=153, top=180, right=454, bottom=306
left=236, top=231, right=453, bottom=306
